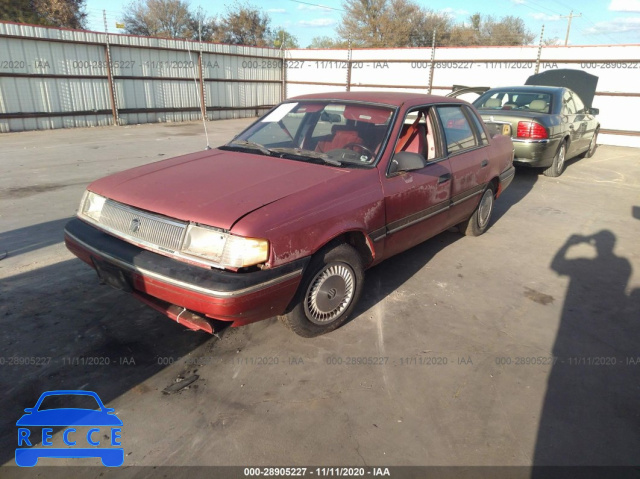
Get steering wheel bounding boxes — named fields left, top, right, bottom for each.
left=342, top=142, right=374, bottom=158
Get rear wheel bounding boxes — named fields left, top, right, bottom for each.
left=543, top=140, right=567, bottom=177
left=582, top=128, right=599, bottom=158
left=458, top=184, right=495, bottom=237
left=279, top=243, right=364, bottom=337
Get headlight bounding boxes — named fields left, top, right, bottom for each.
left=220, top=235, right=269, bottom=268
left=182, top=225, right=269, bottom=268
left=80, top=191, right=107, bottom=222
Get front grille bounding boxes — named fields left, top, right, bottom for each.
left=99, top=200, right=187, bottom=252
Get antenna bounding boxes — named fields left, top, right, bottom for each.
left=186, top=11, right=212, bottom=150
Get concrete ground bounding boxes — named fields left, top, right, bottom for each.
left=1, top=121, right=639, bottom=473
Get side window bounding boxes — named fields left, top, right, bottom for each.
left=465, top=106, right=489, bottom=146
left=572, top=93, right=585, bottom=113
left=394, top=108, right=429, bottom=159
left=436, top=106, right=478, bottom=154
left=563, top=92, right=576, bottom=115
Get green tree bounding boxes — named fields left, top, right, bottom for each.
left=0, top=0, right=87, bottom=28
left=307, top=35, right=348, bottom=48
left=122, top=0, right=194, bottom=38
left=272, top=28, right=299, bottom=48
left=215, top=2, right=272, bottom=47
left=336, top=0, right=451, bottom=48
left=450, top=13, right=535, bottom=46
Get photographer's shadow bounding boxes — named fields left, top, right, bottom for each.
left=533, top=230, right=640, bottom=468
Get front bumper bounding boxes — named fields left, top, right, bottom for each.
left=512, top=138, right=560, bottom=167
left=64, top=218, right=307, bottom=329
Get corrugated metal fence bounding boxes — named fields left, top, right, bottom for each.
left=1, top=21, right=639, bottom=147
left=0, top=22, right=282, bottom=132
left=284, top=44, right=640, bottom=147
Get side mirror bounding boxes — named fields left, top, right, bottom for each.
left=389, top=151, right=427, bottom=175
left=587, top=107, right=599, bottom=115
left=24, top=408, right=34, bottom=413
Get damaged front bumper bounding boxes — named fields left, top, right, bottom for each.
left=64, top=218, right=307, bottom=332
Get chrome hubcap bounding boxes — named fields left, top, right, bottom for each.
left=557, top=145, right=566, bottom=171
left=305, top=263, right=355, bottom=324
left=478, top=189, right=494, bottom=228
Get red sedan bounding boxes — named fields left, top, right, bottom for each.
left=65, top=92, right=515, bottom=337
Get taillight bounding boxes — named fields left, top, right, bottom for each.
left=517, top=121, right=548, bottom=139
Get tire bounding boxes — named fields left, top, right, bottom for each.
left=582, top=128, right=599, bottom=158
left=458, top=184, right=495, bottom=237
left=543, top=140, right=567, bottom=177
left=278, top=243, right=364, bottom=337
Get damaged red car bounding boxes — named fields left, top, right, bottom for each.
left=65, top=92, right=515, bottom=337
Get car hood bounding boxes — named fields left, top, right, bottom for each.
left=88, top=149, right=350, bottom=230
left=16, top=409, right=123, bottom=426
left=526, top=69, right=598, bottom=108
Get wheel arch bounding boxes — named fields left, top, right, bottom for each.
left=312, top=230, right=376, bottom=268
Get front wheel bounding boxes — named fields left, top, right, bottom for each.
left=543, top=140, right=567, bottom=177
left=458, top=185, right=495, bottom=237
left=279, top=243, right=364, bottom=337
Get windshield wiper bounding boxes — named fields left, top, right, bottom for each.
left=225, top=140, right=273, bottom=156
left=269, top=147, right=342, bottom=166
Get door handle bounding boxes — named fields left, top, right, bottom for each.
left=438, top=173, right=452, bottom=184
left=480, top=159, right=488, bottom=168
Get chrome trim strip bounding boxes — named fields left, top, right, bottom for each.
left=512, top=138, right=550, bottom=144
left=66, top=231, right=303, bottom=299
left=386, top=202, right=450, bottom=235
left=451, top=189, right=484, bottom=206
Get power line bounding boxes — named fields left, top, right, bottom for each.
left=287, top=0, right=343, bottom=12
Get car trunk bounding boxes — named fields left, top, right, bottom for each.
left=526, top=69, right=598, bottom=108
left=478, top=110, right=547, bottom=139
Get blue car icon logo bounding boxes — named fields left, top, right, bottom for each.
left=16, top=390, right=123, bottom=467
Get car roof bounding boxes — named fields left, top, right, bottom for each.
left=289, top=91, right=467, bottom=108
left=483, top=85, right=562, bottom=95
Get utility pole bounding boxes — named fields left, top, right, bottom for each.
left=561, top=10, right=582, bottom=46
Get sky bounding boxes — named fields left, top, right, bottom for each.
left=85, top=0, right=640, bottom=47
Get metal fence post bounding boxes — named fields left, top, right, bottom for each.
left=346, top=35, right=352, bottom=92
left=103, top=10, right=119, bottom=126
left=535, top=24, right=545, bottom=75
left=280, top=36, right=287, bottom=102
left=428, top=30, right=436, bottom=94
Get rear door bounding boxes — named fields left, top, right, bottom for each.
left=570, top=91, right=596, bottom=152
left=435, top=105, right=490, bottom=226
left=380, top=107, right=452, bottom=259
left=562, top=90, right=583, bottom=157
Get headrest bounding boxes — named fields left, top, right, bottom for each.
left=529, top=99, right=547, bottom=111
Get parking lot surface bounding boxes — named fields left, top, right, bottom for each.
left=1, top=120, right=639, bottom=470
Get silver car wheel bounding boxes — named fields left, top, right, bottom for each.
left=477, top=189, right=494, bottom=229
left=304, top=262, right=355, bottom=325
left=589, top=132, right=597, bottom=154
left=557, top=143, right=566, bottom=172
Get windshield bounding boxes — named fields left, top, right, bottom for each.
left=223, top=101, right=396, bottom=166
left=474, top=91, right=553, bottom=114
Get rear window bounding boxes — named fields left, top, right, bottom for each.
left=474, top=91, right=552, bottom=114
